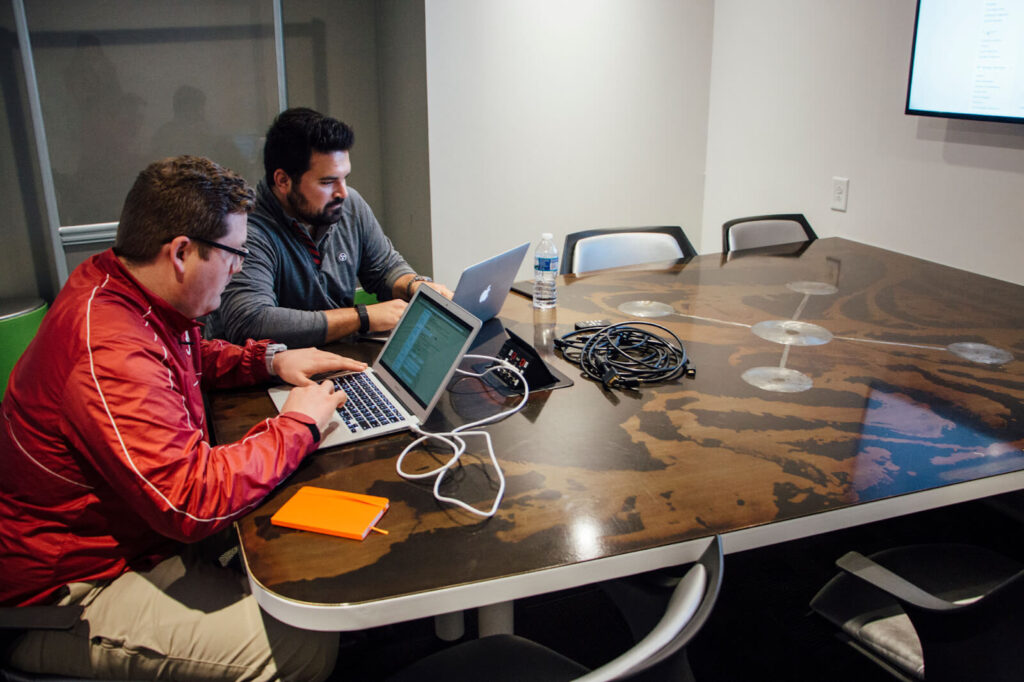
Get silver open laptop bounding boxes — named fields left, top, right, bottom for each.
left=269, top=286, right=482, bottom=449
left=452, top=242, right=530, bottom=322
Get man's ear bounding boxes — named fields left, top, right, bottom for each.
left=272, top=168, right=292, bottom=193
left=167, top=235, right=191, bottom=279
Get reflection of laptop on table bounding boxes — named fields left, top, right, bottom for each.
left=270, top=286, right=482, bottom=449
left=451, top=242, right=529, bottom=322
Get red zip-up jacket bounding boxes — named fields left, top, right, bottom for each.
left=0, top=250, right=317, bottom=605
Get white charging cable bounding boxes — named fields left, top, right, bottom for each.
left=395, top=353, right=529, bottom=517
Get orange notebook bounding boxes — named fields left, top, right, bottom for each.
left=270, top=486, right=389, bottom=540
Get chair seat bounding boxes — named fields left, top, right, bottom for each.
left=842, top=610, right=923, bottom=679
left=386, top=634, right=589, bottom=682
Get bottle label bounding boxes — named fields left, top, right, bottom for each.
left=535, top=257, right=558, bottom=272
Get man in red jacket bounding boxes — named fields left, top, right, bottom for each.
left=0, top=156, right=365, bottom=680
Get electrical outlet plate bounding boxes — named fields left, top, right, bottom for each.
left=831, top=177, right=849, bottom=212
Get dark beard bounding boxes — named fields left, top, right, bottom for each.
left=287, top=188, right=344, bottom=227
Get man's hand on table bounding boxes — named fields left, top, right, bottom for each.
left=364, top=282, right=453, bottom=332
left=367, top=299, right=408, bottom=332
left=415, top=280, right=453, bottom=299
left=273, top=348, right=366, bottom=386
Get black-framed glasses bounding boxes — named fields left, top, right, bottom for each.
left=187, top=235, right=250, bottom=261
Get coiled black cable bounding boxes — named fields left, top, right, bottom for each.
left=554, top=321, right=694, bottom=389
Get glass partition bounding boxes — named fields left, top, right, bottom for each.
left=25, top=0, right=279, bottom=227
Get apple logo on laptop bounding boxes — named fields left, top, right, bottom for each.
left=479, top=285, right=492, bottom=304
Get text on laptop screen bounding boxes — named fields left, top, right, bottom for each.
left=906, top=0, right=1024, bottom=124
left=378, top=293, right=475, bottom=409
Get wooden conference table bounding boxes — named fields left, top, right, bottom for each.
left=208, top=238, right=1024, bottom=632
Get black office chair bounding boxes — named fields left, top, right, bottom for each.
left=810, top=543, right=1024, bottom=681
left=560, top=226, right=697, bottom=275
left=386, top=535, right=722, bottom=682
left=721, top=214, right=816, bottom=253
left=0, top=605, right=102, bottom=682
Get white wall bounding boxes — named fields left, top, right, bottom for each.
left=424, top=0, right=714, bottom=286
left=703, top=0, right=1024, bottom=285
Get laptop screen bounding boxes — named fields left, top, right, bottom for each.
left=378, top=292, right=476, bottom=409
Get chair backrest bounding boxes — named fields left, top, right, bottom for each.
left=576, top=535, right=723, bottom=682
left=722, top=214, right=816, bottom=253
left=1, top=605, right=90, bottom=681
left=561, top=226, right=697, bottom=275
left=0, top=299, right=48, bottom=400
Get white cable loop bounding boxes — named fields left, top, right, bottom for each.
left=395, top=353, right=529, bottom=517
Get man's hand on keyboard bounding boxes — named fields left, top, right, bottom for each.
left=273, top=348, right=366, bottom=386
left=280, top=379, right=349, bottom=433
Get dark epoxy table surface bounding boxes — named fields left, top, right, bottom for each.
left=209, top=238, right=1024, bottom=629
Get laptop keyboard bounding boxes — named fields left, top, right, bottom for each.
left=333, top=372, right=405, bottom=433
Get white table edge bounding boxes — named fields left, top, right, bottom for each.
left=246, top=469, right=1024, bottom=631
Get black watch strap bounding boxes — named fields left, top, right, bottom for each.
left=356, top=304, right=370, bottom=334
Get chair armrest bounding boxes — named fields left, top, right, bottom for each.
left=836, top=551, right=969, bottom=612
left=0, top=605, right=84, bottom=630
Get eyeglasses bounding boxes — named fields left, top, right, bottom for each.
left=187, top=235, right=250, bottom=262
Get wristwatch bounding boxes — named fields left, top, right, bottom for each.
left=405, top=275, right=432, bottom=300
left=264, top=343, right=287, bottom=375
left=356, top=304, right=370, bottom=335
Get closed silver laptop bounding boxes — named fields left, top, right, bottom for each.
left=452, top=242, right=530, bottom=322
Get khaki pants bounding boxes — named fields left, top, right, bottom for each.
left=6, top=551, right=338, bottom=681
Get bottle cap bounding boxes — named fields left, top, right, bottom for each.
left=541, top=232, right=553, bottom=240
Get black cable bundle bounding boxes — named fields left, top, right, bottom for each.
left=554, top=321, right=694, bottom=389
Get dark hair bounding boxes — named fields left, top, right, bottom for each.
left=263, top=107, right=354, bottom=186
left=114, top=155, right=255, bottom=264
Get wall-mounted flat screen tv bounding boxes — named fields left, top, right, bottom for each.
left=906, top=0, right=1024, bottom=124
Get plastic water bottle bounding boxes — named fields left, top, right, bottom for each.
left=533, top=233, right=558, bottom=309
